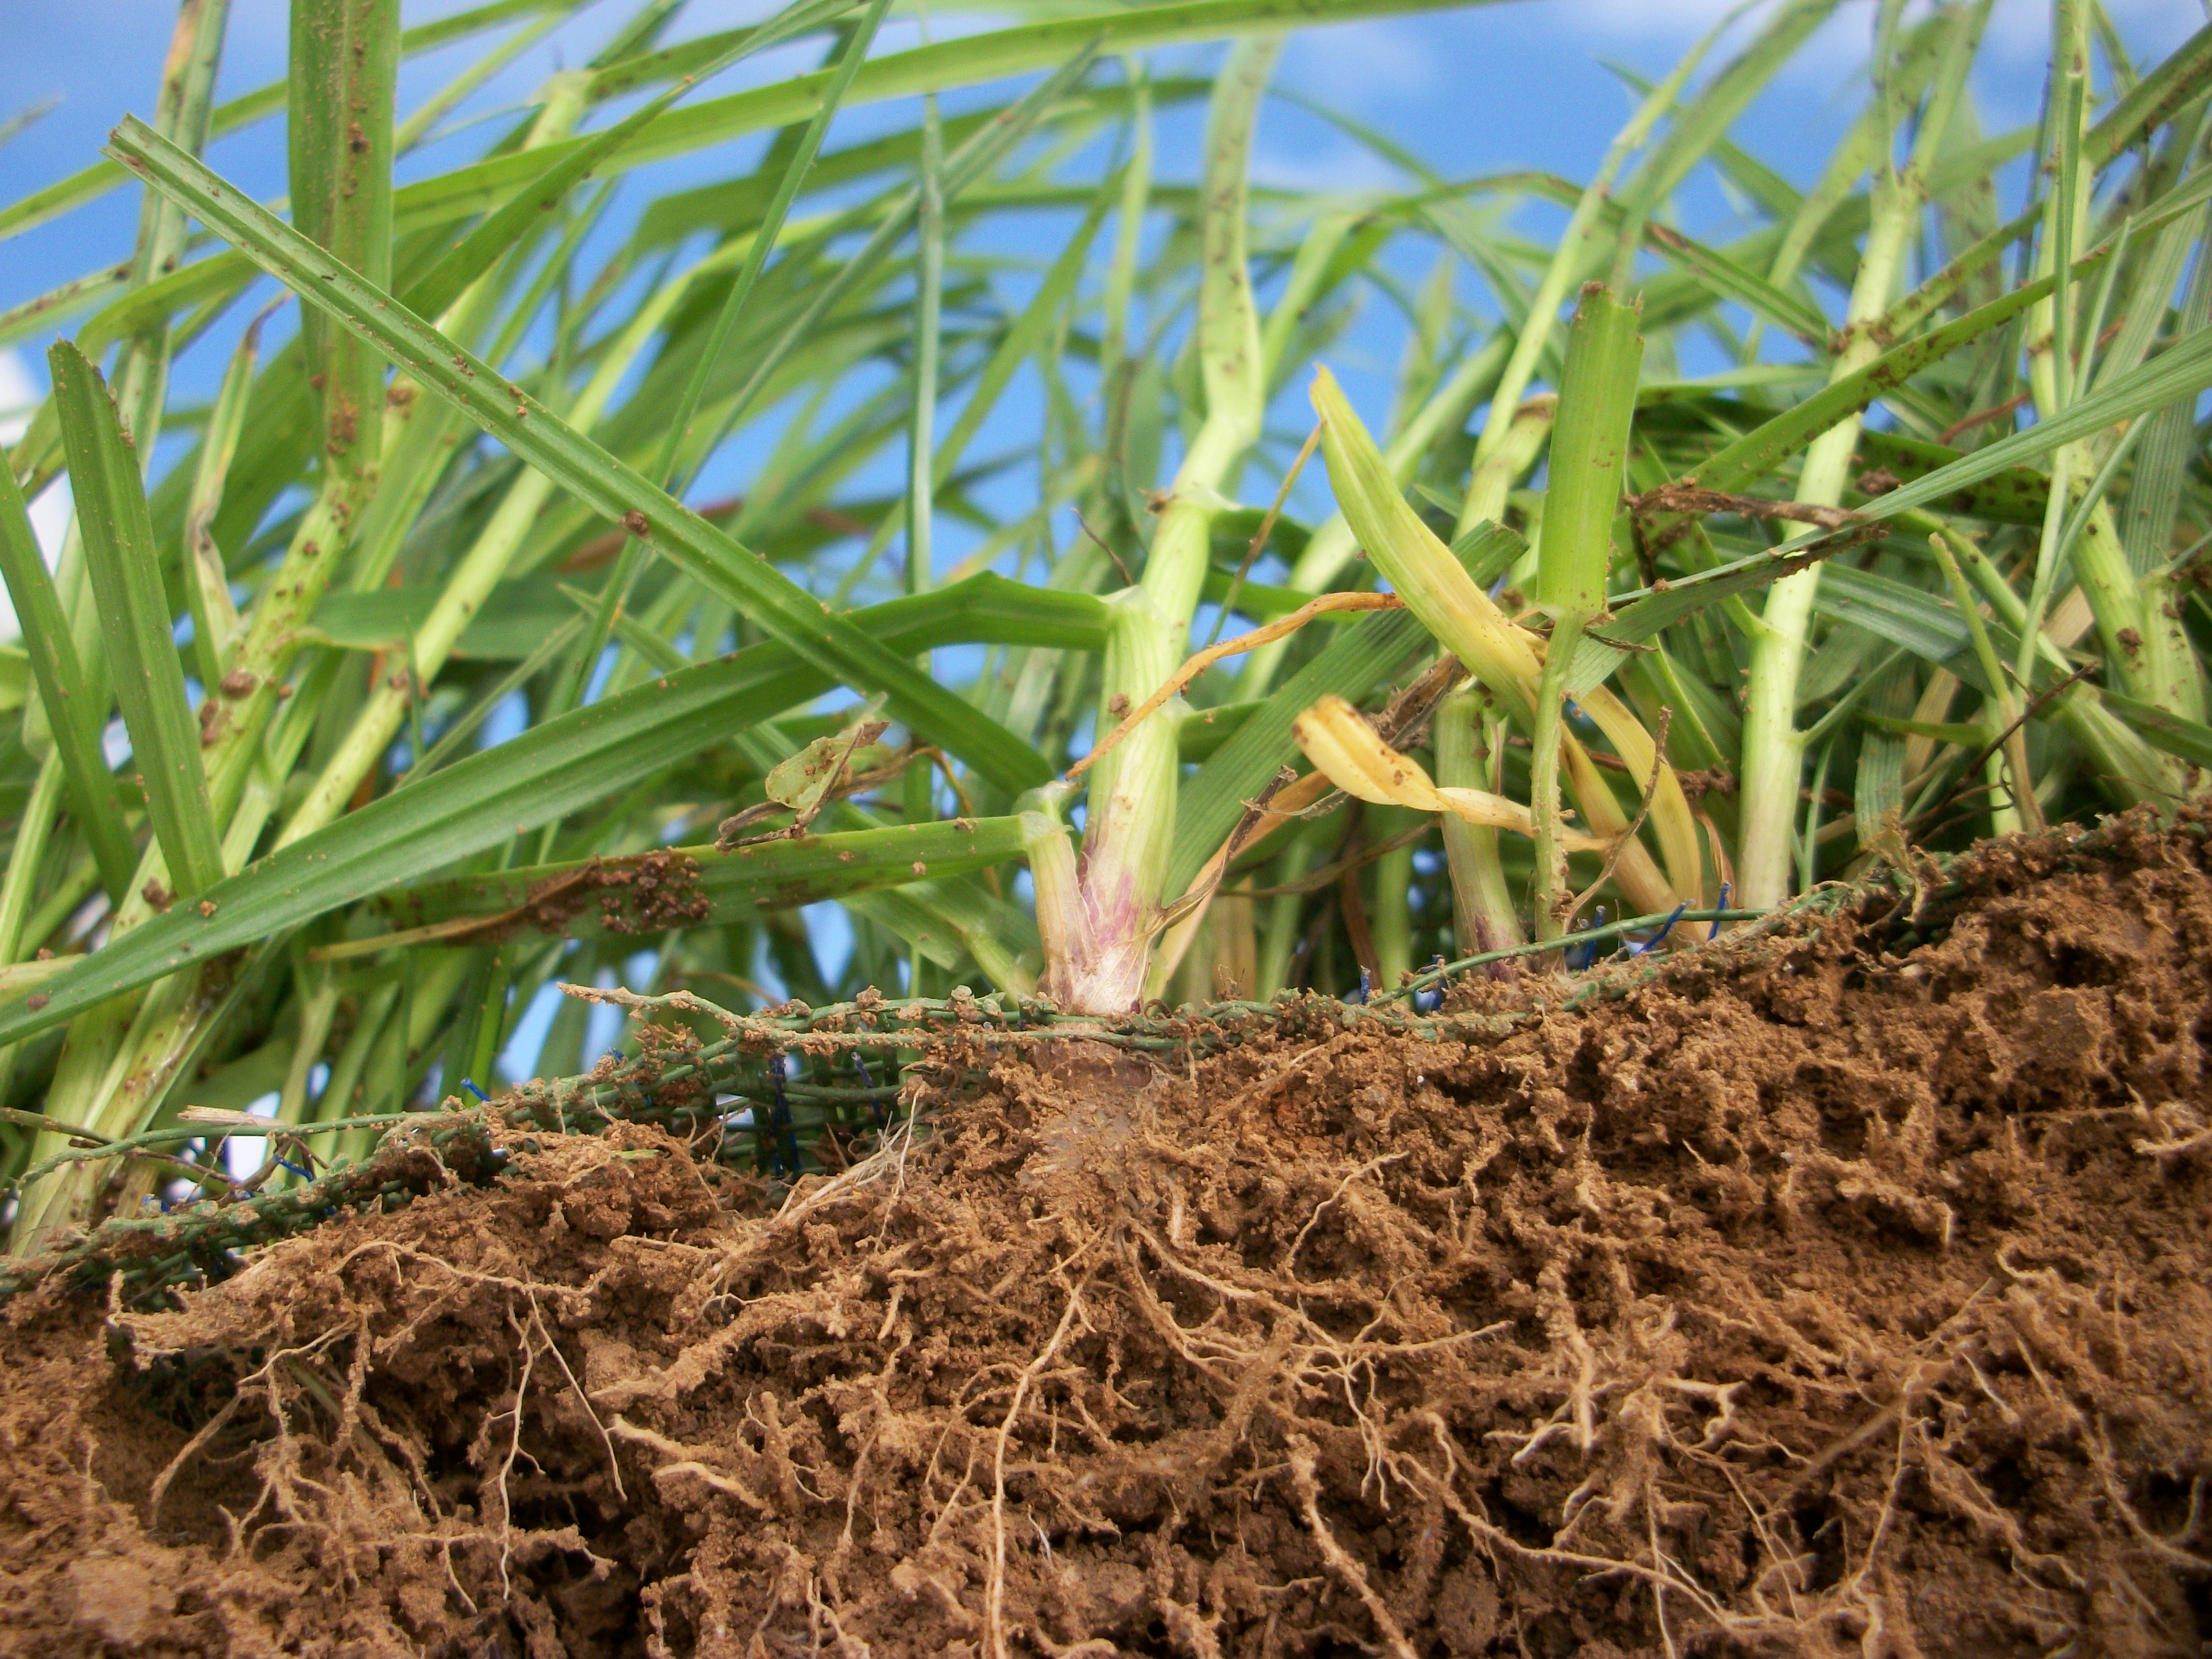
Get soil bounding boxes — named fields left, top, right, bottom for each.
left=4, top=815, right=2210, bottom=1658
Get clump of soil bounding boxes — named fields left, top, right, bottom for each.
left=4, top=817, right=2210, bottom=1657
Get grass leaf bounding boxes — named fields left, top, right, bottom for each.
left=0, top=458, right=136, bottom=902
left=48, top=342, right=225, bottom=900
left=109, top=116, right=1056, bottom=795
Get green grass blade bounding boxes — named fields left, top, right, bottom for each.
left=1531, top=283, right=1644, bottom=936
left=289, top=0, right=400, bottom=488
left=1668, top=221, right=2163, bottom=514
left=0, top=0, right=574, bottom=248
left=658, top=0, right=893, bottom=493
left=1469, top=15, right=1725, bottom=477
left=48, top=342, right=225, bottom=899
left=0, top=264, right=134, bottom=353
left=598, top=0, right=1491, bottom=109
left=1787, top=323, right=2212, bottom=540
left=1854, top=429, right=2049, bottom=524
left=2100, top=689, right=2212, bottom=770
left=2118, top=197, right=2212, bottom=573
left=179, top=306, right=266, bottom=687
left=1810, top=566, right=1976, bottom=682
left=1642, top=224, right=1830, bottom=345
left=2085, top=19, right=2212, bottom=164
left=73, top=251, right=257, bottom=363
left=370, top=817, right=1029, bottom=944
left=398, top=617, right=583, bottom=784
left=1539, top=285, right=1642, bottom=623
left=386, top=0, right=1493, bottom=233
left=0, top=464, right=136, bottom=902
left=0, top=575, right=1104, bottom=1048
left=111, top=0, right=232, bottom=449
left=1564, top=534, right=1861, bottom=696
left=848, top=874, right=1039, bottom=994
left=707, top=50, right=1099, bottom=461
left=906, top=82, right=945, bottom=611
left=392, top=3, right=582, bottom=153
left=111, top=117, right=1054, bottom=795
left=935, top=175, right=1115, bottom=493
left=405, top=2, right=842, bottom=333
left=1623, top=0, right=1841, bottom=214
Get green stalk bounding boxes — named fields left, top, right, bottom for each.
left=291, top=0, right=400, bottom=499
left=313, top=980, right=398, bottom=1126
left=0, top=760, right=65, bottom=1108
left=904, top=84, right=946, bottom=949
left=50, top=343, right=225, bottom=902
left=1736, top=2, right=1979, bottom=907
left=1310, top=368, right=1686, bottom=922
left=1254, top=825, right=1318, bottom=998
left=8, top=0, right=400, bottom=1256
left=1460, top=396, right=1554, bottom=535
left=2016, top=4, right=2207, bottom=768
left=1531, top=285, right=1642, bottom=941
left=1928, top=533, right=2042, bottom=833
left=19, top=0, right=230, bottom=806
left=1926, top=520, right=2171, bottom=803
left=1369, top=806, right=1421, bottom=990
left=1051, top=34, right=1280, bottom=1013
left=111, top=0, right=232, bottom=460
left=179, top=307, right=265, bottom=686
left=0, top=467, right=136, bottom=902
left=1434, top=683, right=1521, bottom=967
left=8, top=634, right=331, bottom=1251
left=112, top=109, right=1059, bottom=795
left=1097, top=59, right=1152, bottom=538
left=275, top=963, right=340, bottom=1126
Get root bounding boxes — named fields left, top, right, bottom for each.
left=986, top=1256, right=1095, bottom=1659
left=1280, top=1151, right=1406, bottom=1280
left=611, top=1416, right=773, bottom=1512
left=25, top=821, right=2209, bottom=1657
left=526, top=1301, right=625, bottom=1499
left=493, top=1306, right=540, bottom=1597
left=1287, top=1436, right=1418, bottom=1659
left=147, top=1392, right=243, bottom=1526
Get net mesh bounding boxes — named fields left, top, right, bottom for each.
left=0, top=839, right=2007, bottom=1310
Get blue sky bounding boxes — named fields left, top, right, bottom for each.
left=5, top=0, right=2205, bottom=653
left=7, top=0, right=2201, bottom=564
left=7, top=0, right=2205, bottom=353
left=4, top=0, right=2204, bottom=436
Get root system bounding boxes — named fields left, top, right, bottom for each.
left=4, top=816, right=2210, bottom=1656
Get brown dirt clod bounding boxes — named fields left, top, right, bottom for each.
left=4, top=817, right=2210, bottom=1656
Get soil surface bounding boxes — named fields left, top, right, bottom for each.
left=4, top=816, right=2210, bottom=1657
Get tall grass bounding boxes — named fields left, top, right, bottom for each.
left=1, top=0, right=2208, bottom=1250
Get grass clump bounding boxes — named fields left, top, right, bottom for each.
left=0, top=0, right=2209, bottom=1250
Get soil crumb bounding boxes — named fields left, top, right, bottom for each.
left=4, top=816, right=2210, bottom=1657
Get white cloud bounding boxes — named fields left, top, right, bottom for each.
left=0, top=348, right=37, bottom=446
left=1282, top=19, right=1441, bottom=101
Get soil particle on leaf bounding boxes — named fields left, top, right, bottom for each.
left=593, top=849, right=713, bottom=936
left=4, top=818, right=2211, bottom=1656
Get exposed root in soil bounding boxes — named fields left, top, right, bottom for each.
left=4, top=815, right=2210, bottom=1656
